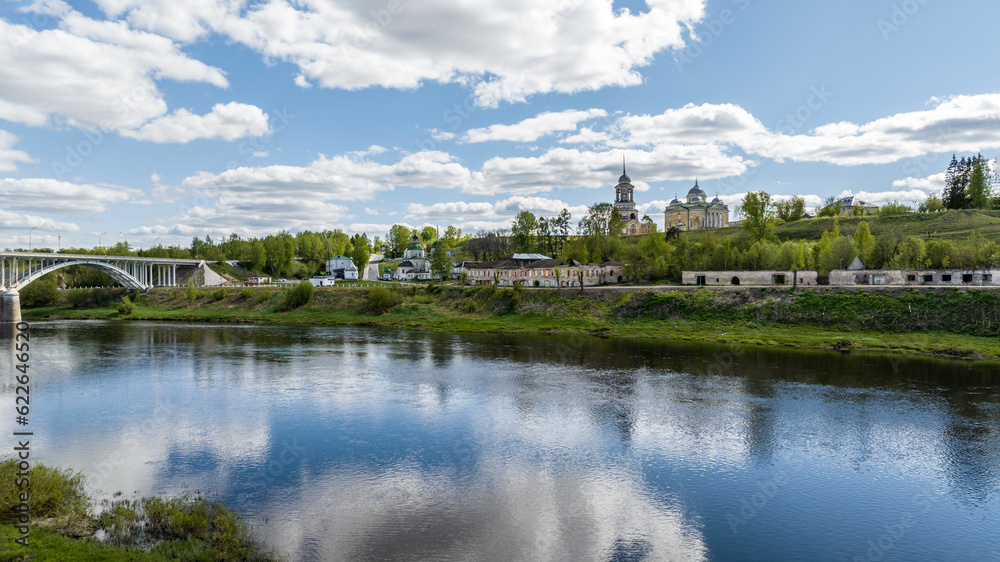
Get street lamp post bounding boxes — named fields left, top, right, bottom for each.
left=29, top=226, right=37, bottom=252
left=98, top=232, right=106, bottom=254
left=53, top=227, right=60, bottom=252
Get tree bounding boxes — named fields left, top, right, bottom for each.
left=892, top=236, right=926, bottom=269
left=853, top=221, right=875, bottom=266
left=387, top=225, right=411, bottom=258
left=577, top=203, right=622, bottom=237
left=511, top=211, right=538, bottom=252
left=249, top=240, right=266, bottom=272
left=919, top=194, right=945, bottom=213
left=968, top=155, right=993, bottom=209
left=420, top=226, right=437, bottom=245
left=350, top=233, right=371, bottom=279
left=19, top=274, right=60, bottom=307
left=736, top=191, right=777, bottom=242
left=553, top=267, right=562, bottom=287
left=441, top=226, right=463, bottom=247
left=818, top=236, right=858, bottom=274
left=943, top=154, right=971, bottom=209
left=775, top=196, right=806, bottom=222
left=431, top=240, right=453, bottom=281
left=553, top=209, right=571, bottom=255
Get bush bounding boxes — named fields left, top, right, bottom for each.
left=210, top=288, right=228, bottom=301
left=185, top=281, right=198, bottom=303
left=129, top=288, right=141, bottom=302
left=256, top=290, right=272, bottom=303
left=19, top=274, right=60, bottom=308
left=66, top=288, right=90, bottom=308
left=286, top=280, right=315, bottom=308
left=367, top=286, right=403, bottom=312
left=240, top=288, right=255, bottom=299
left=0, top=459, right=89, bottom=522
left=117, top=296, right=136, bottom=315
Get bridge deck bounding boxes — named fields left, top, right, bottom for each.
left=0, top=251, right=204, bottom=265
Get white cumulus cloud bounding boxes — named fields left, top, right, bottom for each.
left=463, top=109, right=608, bottom=143
left=93, top=0, right=708, bottom=106
left=121, top=102, right=271, bottom=143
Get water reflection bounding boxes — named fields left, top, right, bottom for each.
left=1, top=321, right=999, bottom=561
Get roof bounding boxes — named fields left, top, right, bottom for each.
left=328, top=255, right=351, bottom=260
left=687, top=180, right=705, bottom=195
left=511, top=253, right=551, bottom=260
left=528, top=259, right=564, bottom=268
left=600, top=260, right=624, bottom=267
left=398, top=260, right=414, bottom=268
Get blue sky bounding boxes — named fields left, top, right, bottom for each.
left=2, top=0, right=1000, bottom=250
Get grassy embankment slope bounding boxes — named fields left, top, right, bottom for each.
left=687, top=209, right=1000, bottom=243
left=23, top=284, right=1000, bottom=361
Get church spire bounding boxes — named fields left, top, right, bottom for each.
left=622, top=154, right=626, bottom=175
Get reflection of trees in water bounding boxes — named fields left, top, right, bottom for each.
left=38, top=321, right=1000, bottom=504
left=939, top=387, right=1000, bottom=505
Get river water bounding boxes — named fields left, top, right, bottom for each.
left=3, top=321, right=1000, bottom=561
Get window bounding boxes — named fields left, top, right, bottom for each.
left=906, top=274, right=916, bottom=282
left=696, top=275, right=706, bottom=286
left=942, top=274, right=952, bottom=282
left=962, top=274, right=973, bottom=283
left=923, top=274, right=933, bottom=282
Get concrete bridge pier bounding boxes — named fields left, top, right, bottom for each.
left=1, top=290, right=21, bottom=325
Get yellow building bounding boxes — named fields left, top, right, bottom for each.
left=664, top=180, right=730, bottom=230
left=614, top=163, right=655, bottom=236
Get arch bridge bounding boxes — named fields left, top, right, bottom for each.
left=1, top=251, right=204, bottom=293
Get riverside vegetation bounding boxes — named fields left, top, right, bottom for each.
left=0, top=459, right=281, bottom=561
left=21, top=282, right=1000, bottom=361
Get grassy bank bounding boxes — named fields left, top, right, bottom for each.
left=22, top=284, right=1000, bottom=361
left=0, top=459, right=280, bottom=561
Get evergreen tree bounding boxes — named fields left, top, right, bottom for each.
left=943, top=154, right=964, bottom=209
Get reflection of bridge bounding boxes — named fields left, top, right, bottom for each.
left=1, top=252, right=205, bottom=323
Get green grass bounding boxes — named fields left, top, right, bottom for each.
left=686, top=209, right=1000, bottom=243
left=23, top=285, right=1000, bottom=362
left=0, top=460, right=281, bottom=561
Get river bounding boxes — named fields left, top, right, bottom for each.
left=3, top=321, right=1000, bottom=561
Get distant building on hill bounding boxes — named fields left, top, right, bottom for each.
left=664, top=180, right=730, bottom=230
left=837, top=195, right=879, bottom=216
left=325, top=255, right=359, bottom=280
left=614, top=160, right=655, bottom=236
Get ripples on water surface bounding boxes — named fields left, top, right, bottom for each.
left=2, top=321, right=999, bottom=561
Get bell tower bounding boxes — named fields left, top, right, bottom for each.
left=614, top=156, right=637, bottom=220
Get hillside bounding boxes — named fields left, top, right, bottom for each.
left=686, top=209, right=1000, bottom=243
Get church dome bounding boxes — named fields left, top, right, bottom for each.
left=670, top=196, right=681, bottom=205
left=687, top=180, right=706, bottom=196
left=712, top=196, right=721, bottom=203
left=618, top=172, right=631, bottom=184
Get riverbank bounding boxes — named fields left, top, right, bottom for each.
left=22, top=284, right=1000, bottom=361
left=0, top=459, right=281, bottom=561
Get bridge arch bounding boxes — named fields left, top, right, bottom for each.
left=10, top=260, right=147, bottom=292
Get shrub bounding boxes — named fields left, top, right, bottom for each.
left=240, top=288, right=255, bottom=299
left=256, top=290, right=272, bottom=303
left=210, top=288, right=228, bottom=301
left=129, top=288, right=141, bottom=302
left=66, top=288, right=91, bottom=308
left=19, top=274, right=60, bottom=308
left=117, top=296, right=136, bottom=315
left=185, top=281, right=198, bottom=303
left=367, top=286, right=403, bottom=312
left=286, top=280, right=315, bottom=308
left=0, top=459, right=89, bottom=522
